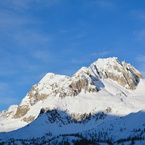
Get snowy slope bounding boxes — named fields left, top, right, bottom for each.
left=0, top=57, right=145, bottom=144
left=1, top=108, right=145, bottom=144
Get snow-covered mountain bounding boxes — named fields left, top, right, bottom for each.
left=0, top=57, right=145, bottom=145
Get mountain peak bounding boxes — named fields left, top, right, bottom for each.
left=97, top=56, right=119, bottom=62
left=0, top=57, right=145, bottom=144
left=0, top=57, right=143, bottom=133
left=89, top=57, right=142, bottom=89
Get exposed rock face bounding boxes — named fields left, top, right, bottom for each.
left=70, top=67, right=98, bottom=93
left=3, top=105, right=18, bottom=118
left=27, top=85, right=49, bottom=106
left=22, top=116, right=35, bottom=123
left=89, top=57, right=142, bottom=89
left=40, top=109, right=107, bottom=124
left=13, top=105, right=30, bottom=119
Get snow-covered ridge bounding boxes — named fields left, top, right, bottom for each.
left=0, top=57, right=144, bottom=133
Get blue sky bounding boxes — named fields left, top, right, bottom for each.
left=0, top=0, right=145, bottom=111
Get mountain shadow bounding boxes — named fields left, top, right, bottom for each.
left=1, top=109, right=145, bottom=145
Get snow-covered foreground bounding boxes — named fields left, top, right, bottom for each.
left=1, top=109, right=145, bottom=144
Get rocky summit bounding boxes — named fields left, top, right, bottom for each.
left=0, top=57, right=145, bottom=145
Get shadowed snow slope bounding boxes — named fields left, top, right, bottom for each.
left=0, top=57, right=145, bottom=144
left=1, top=109, right=145, bottom=144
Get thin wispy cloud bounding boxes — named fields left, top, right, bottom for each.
left=71, top=51, right=111, bottom=65
left=32, top=50, right=53, bottom=63
left=136, top=55, right=145, bottom=62
left=0, top=0, right=145, bottom=111
left=0, top=82, right=9, bottom=91
left=136, top=55, right=145, bottom=78
left=91, top=51, right=111, bottom=58
left=95, top=0, right=114, bottom=8
left=0, top=70, right=17, bottom=76
left=71, top=59, right=88, bottom=64
left=0, top=0, right=31, bottom=11
left=141, top=71, right=145, bottom=79
left=0, top=1, right=52, bottom=49
left=61, top=68, right=78, bottom=77
left=0, top=48, right=48, bottom=79
left=0, top=49, right=20, bottom=76
left=75, top=34, right=85, bottom=39
left=134, top=29, right=145, bottom=41
left=13, top=31, right=52, bottom=50
left=0, top=82, right=18, bottom=107
left=0, top=0, right=62, bottom=12
left=131, top=10, right=145, bottom=20
left=84, top=0, right=114, bottom=9
left=0, top=7, right=32, bottom=31
left=36, top=0, right=62, bottom=8
left=0, top=4, right=45, bottom=54
left=60, top=29, right=70, bottom=33
left=0, top=97, right=19, bottom=106
left=139, top=66, right=145, bottom=79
